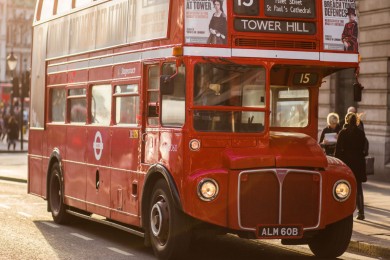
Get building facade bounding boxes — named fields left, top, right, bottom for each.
left=0, top=0, right=34, bottom=106
left=319, top=0, right=390, bottom=181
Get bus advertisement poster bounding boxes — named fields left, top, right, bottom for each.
left=185, top=0, right=228, bottom=45
left=322, top=0, right=358, bottom=52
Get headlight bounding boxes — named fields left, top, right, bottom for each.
left=197, top=178, right=219, bottom=201
left=333, top=180, right=351, bottom=202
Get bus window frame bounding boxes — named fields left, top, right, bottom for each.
left=270, top=86, right=311, bottom=128
left=48, top=86, right=67, bottom=124
left=113, top=80, right=141, bottom=127
left=191, top=60, right=268, bottom=133
left=146, top=64, right=161, bottom=127
left=161, top=62, right=186, bottom=128
left=67, top=85, right=87, bottom=125
left=90, top=84, right=113, bottom=126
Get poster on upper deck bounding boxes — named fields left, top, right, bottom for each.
left=185, top=0, right=228, bottom=45
left=323, top=0, right=359, bottom=52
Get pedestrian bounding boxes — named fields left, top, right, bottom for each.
left=340, top=106, right=364, bottom=132
left=1, top=113, right=10, bottom=141
left=335, top=112, right=367, bottom=220
left=7, top=116, right=19, bottom=151
left=319, top=112, right=341, bottom=155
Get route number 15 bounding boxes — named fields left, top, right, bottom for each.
left=234, top=0, right=259, bottom=15
left=293, top=72, right=319, bottom=86
left=300, top=73, right=311, bottom=84
left=237, top=0, right=254, bottom=6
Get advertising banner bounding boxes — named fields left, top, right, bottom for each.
left=185, top=0, right=228, bottom=45
left=323, top=0, right=358, bottom=52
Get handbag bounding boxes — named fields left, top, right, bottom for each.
left=365, top=156, right=374, bottom=175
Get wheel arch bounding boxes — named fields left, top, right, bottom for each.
left=141, top=164, right=182, bottom=229
left=46, top=148, right=64, bottom=212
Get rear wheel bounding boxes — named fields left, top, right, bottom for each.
left=148, top=179, right=191, bottom=260
left=308, top=215, right=353, bottom=258
left=49, top=162, right=71, bottom=224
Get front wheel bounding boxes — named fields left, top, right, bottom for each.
left=148, top=179, right=191, bottom=260
left=49, top=162, right=72, bottom=224
left=308, top=215, right=353, bottom=258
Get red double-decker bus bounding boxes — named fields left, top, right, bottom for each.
left=29, top=0, right=359, bottom=259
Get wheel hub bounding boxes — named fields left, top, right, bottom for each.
left=150, top=198, right=169, bottom=244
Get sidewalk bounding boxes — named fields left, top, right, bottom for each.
left=0, top=137, right=28, bottom=153
left=0, top=155, right=389, bottom=258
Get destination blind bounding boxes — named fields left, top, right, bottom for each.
left=233, top=0, right=317, bottom=35
left=233, top=0, right=316, bottom=19
left=264, top=0, right=316, bottom=19
left=234, top=19, right=316, bottom=35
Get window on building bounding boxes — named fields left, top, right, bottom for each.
left=114, top=84, right=139, bottom=125
left=68, top=88, right=87, bottom=123
left=50, top=88, right=66, bottom=122
left=91, top=85, right=112, bottom=125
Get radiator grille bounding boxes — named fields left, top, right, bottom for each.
left=234, top=38, right=317, bottom=50
left=238, top=169, right=321, bottom=230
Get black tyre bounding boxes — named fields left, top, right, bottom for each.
left=308, top=215, right=353, bottom=258
left=49, top=162, right=71, bottom=224
left=149, top=179, right=191, bottom=260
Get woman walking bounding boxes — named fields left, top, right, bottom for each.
left=335, top=112, right=367, bottom=220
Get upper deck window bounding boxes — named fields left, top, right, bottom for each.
left=75, top=0, right=93, bottom=8
left=39, top=0, right=55, bottom=21
left=193, top=63, right=266, bottom=133
left=56, top=0, right=72, bottom=15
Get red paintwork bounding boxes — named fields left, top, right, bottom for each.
left=28, top=0, right=359, bottom=240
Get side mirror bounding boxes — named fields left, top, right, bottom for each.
left=160, top=75, right=175, bottom=95
left=353, top=82, right=364, bottom=102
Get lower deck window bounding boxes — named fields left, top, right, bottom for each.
left=50, top=88, right=66, bottom=123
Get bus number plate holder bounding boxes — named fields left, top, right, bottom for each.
left=257, top=224, right=303, bottom=239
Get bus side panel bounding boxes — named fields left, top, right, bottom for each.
left=28, top=129, right=44, bottom=197
left=85, top=127, right=111, bottom=218
left=64, top=126, right=87, bottom=210
left=159, top=131, right=184, bottom=183
left=110, top=127, right=140, bottom=225
left=47, top=125, right=67, bottom=161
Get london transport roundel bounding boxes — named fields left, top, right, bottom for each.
left=93, top=131, right=104, bottom=161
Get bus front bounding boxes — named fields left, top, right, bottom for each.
left=179, top=1, right=359, bottom=258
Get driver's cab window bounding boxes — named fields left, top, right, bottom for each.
left=193, top=63, right=266, bottom=133
left=270, top=65, right=312, bottom=128
left=270, top=88, right=309, bottom=127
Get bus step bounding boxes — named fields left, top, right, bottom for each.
left=66, top=209, right=145, bottom=238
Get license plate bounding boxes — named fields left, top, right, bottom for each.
left=257, top=225, right=303, bottom=239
